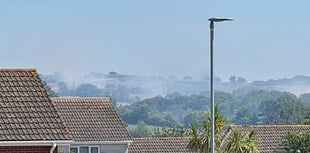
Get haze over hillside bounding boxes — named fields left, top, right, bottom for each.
left=42, top=71, right=310, bottom=103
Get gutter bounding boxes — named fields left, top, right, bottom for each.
left=0, top=140, right=72, bottom=146
left=50, top=143, right=57, bottom=153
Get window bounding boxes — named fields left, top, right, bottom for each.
left=91, top=147, right=99, bottom=153
left=80, top=147, right=89, bottom=153
left=70, top=146, right=99, bottom=153
left=70, top=147, right=78, bottom=153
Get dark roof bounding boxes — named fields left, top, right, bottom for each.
left=128, top=137, right=197, bottom=153
left=0, top=68, right=70, bottom=141
left=51, top=97, right=131, bottom=141
left=229, top=125, right=310, bottom=153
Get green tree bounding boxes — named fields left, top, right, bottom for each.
left=283, top=131, right=310, bottom=153
left=183, top=111, right=207, bottom=128
left=303, top=106, right=310, bottom=125
left=162, top=112, right=180, bottom=127
left=129, top=121, right=152, bottom=137
left=120, top=103, right=151, bottom=124
left=153, top=126, right=187, bottom=137
left=222, top=129, right=259, bottom=153
left=57, top=81, right=79, bottom=96
left=75, top=83, right=104, bottom=97
left=259, top=92, right=304, bottom=124
left=187, top=124, right=204, bottom=152
left=233, top=107, right=256, bottom=125
left=299, top=93, right=310, bottom=105
left=43, top=81, right=58, bottom=97
left=215, top=91, right=238, bottom=118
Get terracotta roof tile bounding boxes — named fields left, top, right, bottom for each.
left=128, top=137, right=197, bottom=153
left=229, top=125, right=310, bottom=153
left=51, top=97, right=131, bottom=141
left=0, top=68, right=71, bottom=141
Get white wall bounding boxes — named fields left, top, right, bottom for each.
left=99, top=144, right=128, bottom=153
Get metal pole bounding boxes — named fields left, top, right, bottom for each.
left=208, top=17, right=232, bottom=153
left=210, top=20, right=215, bottom=153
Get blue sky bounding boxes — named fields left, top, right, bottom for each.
left=0, top=1, right=310, bottom=82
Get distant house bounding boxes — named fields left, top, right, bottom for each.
left=223, top=125, right=310, bottom=153
left=0, top=68, right=71, bottom=153
left=51, top=97, right=132, bottom=153
left=128, top=137, right=197, bottom=153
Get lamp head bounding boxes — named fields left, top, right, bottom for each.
left=208, top=17, right=234, bottom=22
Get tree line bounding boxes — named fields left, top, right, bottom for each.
left=117, top=89, right=310, bottom=128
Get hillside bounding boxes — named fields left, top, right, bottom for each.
left=42, top=72, right=310, bottom=102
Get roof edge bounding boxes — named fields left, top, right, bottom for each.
left=231, top=125, right=310, bottom=128
left=51, top=97, right=110, bottom=99
left=51, top=97, right=112, bottom=104
left=0, top=68, right=37, bottom=72
left=132, top=137, right=190, bottom=140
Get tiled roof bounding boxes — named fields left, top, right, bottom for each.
left=0, top=68, right=70, bottom=141
left=51, top=97, right=131, bottom=141
left=128, top=137, right=197, bottom=153
left=228, top=125, right=310, bottom=153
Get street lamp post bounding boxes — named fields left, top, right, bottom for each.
left=208, top=17, right=233, bottom=153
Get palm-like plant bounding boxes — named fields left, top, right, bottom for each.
left=187, top=106, right=259, bottom=153
left=247, top=131, right=259, bottom=153
left=188, top=124, right=203, bottom=152
left=222, top=129, right=259, bottom=153
left=187, top=106, right=227, bottom=153
left=283, top=131, right=310, bottom=153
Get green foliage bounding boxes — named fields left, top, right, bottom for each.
left=43, top=81, right=58, bottom=97
left=57, top=82, right=106, bottom=97
left=303, top=106, right=310, bottom=125
left=187, top=106, right=227, bottom=153
left=222, top=129, right=259, bottom=153
left=117, top=90, right=310, bottom=128
left=187, top=124, right=204, bottom=152
left=75, top=83, right=105, bottom=97
left=259, top=92, right=304, bottom=124
left=283, top=131, right=310, bottom=153
left=108, top=97, right=118, bottom=108
left=57, top=82, right=135, bottom=102
left=128, top=121, right=152, bottom=137
left=299, top=93, right=310, bottom=105
left=238, top=90, right=282, bottom=121
left=161, top=112, right=180, bottom=127
left=57, top=81, right=71, bottom=96
left=119, top=94, right=210, bottom=127
left=187, top=106, right=259, bottom=153
left=153, top=126, right=187, bottom=137
left=215, top=91, right=239, bottom=118
left=120, top=103, right=151, bottom=124
left=183, top=111, right=207, bottom=128
left=110, top=85, right=130, bottom=102
left=233, top=107, right=251, bottom=124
